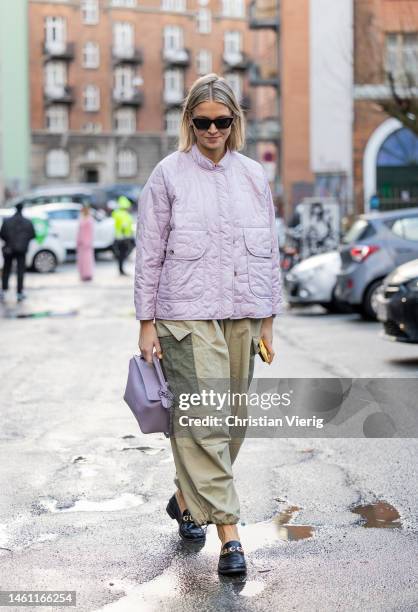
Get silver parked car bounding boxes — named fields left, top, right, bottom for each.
left=335, top=208, right=418, bottom=319
left=284, top=251, right=345, bottom=312
left=6, top=184, right=108, bottom=211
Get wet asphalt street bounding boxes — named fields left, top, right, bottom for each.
left=1, top=257, right=418, bottom=612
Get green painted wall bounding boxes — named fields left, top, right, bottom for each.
left=0, top=0, right=30, bottom=197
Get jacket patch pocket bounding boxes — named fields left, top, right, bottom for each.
left=157, top=229, right=209, bottom=302
left=244, top=227, right=273, bottom=299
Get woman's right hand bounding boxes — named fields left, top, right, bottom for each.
left=138, top=320, right=163, bottom=364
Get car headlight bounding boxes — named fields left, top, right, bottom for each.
left=406, top=278, right=418, bottom=293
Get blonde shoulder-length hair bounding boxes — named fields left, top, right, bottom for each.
left=177, top=73, right=246, bottom=152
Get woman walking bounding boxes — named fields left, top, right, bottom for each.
left=134, top=73, right=283, bottom=576
left=76, top=204, right=94, bottom=282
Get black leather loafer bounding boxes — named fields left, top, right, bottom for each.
left=218, top=540, right=247, bottom=575
left=166, top=493, right=206, bottom=544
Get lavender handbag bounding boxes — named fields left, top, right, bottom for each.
left=123, top=353, right=174, bottom=436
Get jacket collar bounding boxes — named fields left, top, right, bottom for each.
left=190, top=143, right=232, bottom=171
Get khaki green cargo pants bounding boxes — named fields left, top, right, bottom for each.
left=155, top=318, right=263, bottom=526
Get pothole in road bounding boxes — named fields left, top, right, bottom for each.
left=351, top=500, right=402, bottom=528
left=35, top=492, right=145, bottom=514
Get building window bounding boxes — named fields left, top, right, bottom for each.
left=197, top=8, right=211, bottom=34
left=113, top=22, right=135, bottom=58
left=117, top=149, right=138, bottom=177
left=44, top=16, right=66, bottom=53
left=46, top=149, right=70, bottom=178
left=114, top=108, right=137, bottom=134
left=83, top=85, right=100, bottom=111
left=224, top=31, right=242, bottom=57
left=165, top=109, right=181, bottom=136
left=161, top=0, right=186, bottom=11
left=83, top=42, right=100, bottom=68
left=164, top=68, right=184, bottom=99
left=111, top=0, right=137, bottom=6
left=385, top=33, right=418, bottom=86
left=114, top=66, right=135, bottom=99
left=225, top=72, right=242, bottom=100
left=222, top=0, right=244, bottom=17
left=164, top=25, right=184, bottom=53
left=45, top=105, right=69, bottom=133
left=196, top=49, right=212, bottom=75
left=44, top=61, right=67, bottom=96
left=81, top=0, right=99, bottom=25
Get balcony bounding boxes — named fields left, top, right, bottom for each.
left=162, top=47, right=191, bottom=68
left=248, top=0, right=279, bottom=30
left=222, top=51, right=250, bottom=71
left=44, top=85, right=74, bottom=106
left=249, top=63, right=280, bottom=88
left=113, top=88, right=144, bottom=108
left=43, top=41, right=75, bottom=61
left=112, top=47, right=144, bottom=66
left=163, top=89, right=185, bottom=107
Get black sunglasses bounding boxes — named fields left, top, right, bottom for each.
left=191, top=116, right=234, bottom=131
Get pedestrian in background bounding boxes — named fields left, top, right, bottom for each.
left=76, top=204, right=94, bottom=282
left=0, top=202, right=36, bottom=303
left=112, top=196, right=134, bottom=276
left=134, top=73, right=283, bottom=577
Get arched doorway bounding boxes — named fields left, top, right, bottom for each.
left=376, top=128, right=418, bottom=209
left=363, top=118, right=418, bottom=211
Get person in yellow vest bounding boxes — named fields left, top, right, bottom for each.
left=111, top=196, right=135, bottom=276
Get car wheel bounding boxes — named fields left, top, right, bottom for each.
left=361, top=279, right=384, bottom=320
left=32, top=250, right=57, bottom=273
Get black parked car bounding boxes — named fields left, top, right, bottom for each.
left=376, top=259, right=418, bottom=343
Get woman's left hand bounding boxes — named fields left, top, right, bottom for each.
left=260, top=316, right=275, bottom=364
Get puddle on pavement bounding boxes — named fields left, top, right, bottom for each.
left=351, top=500, right=402, bottom=528
left=202, top=505, right=314, bottom=555
left=93, top=506, right=313, bottom=610
left=36, top=492, right=144, bottom=514
left=3, top=309, right=79, bottom=319
left=96, top=572, right=265, bottom=611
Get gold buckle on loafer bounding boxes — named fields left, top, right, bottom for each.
left=221, top=545, right=244, bottom=556
left=182, top=513, right=195, bottom=523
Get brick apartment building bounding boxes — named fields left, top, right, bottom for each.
left=247, top=0, right=281, bottom=198
left=278, top=0, right=418, bottom=219
left=29, top=0, right=280, bottom=189
left=353, top=0, right=418, bottom=214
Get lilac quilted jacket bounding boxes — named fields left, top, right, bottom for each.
left=134, top=143, right=284, bottom=321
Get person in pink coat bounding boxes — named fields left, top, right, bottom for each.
left=76, top=204, right=94, bottom=281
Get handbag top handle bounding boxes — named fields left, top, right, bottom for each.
left=139, top=352, right=167, bottom=388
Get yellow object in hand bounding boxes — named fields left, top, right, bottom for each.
left=258, top=338, right=271, bottom=364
